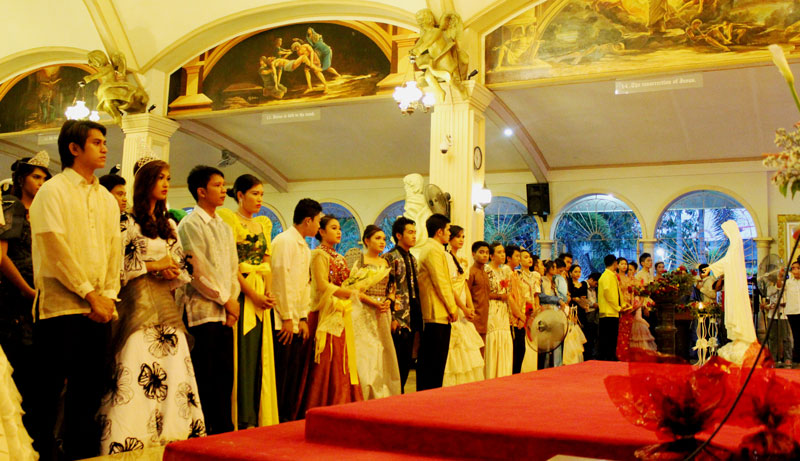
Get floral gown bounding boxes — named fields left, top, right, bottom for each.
left=99, top=217, right=205, bottom=454
left=484, top=264, right=513, bottom=379
left=218, top=209, right=279, bottom=428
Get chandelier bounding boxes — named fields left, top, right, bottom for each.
left=392, top=54, right=435, bottom=115
left=393, top=81, right=435, bottom=115
left=65, top=83, right=100, bottom=121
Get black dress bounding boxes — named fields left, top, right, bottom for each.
left=568, top=280, right=591, bottom=360
left=0, top=195, right=35, bottom=415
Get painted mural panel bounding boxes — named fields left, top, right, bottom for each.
left=0, top=66, right=97, bottom=134
left=485, top=0, right=800, bottom=85
left=170, top=23, right=390, bottom=112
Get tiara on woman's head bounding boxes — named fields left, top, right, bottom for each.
left=26, top=150, right=51, bottom=168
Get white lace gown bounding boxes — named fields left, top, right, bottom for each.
left=0, top=345, right=36, bottom=461
left=443, top=255, right=484, bottom=386
left=484, top=264, right=513, bottom=379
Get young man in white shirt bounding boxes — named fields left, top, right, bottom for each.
left=177, top=165, right=240, bottom=435
left=779, top=260, right=800, bottom=368
left=270, top=198, right=322, bottom=421
left=29, top=120, right=121, bottom=460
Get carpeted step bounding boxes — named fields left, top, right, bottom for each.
left=304, top=361, right=755, bottom=460
left=162, top=420, right=456, bottom=461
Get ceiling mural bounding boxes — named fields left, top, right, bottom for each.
left=485, top=0, right=800, bottom=85
left=168, top=22, right=391, bottom=113
left=0, top=65, right=97, bottom=134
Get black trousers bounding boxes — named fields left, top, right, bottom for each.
left=598, top=316, right=620, bottom=361
left=392, top=327, right=414, bottom=392
left=30, top=314, right=111, bottom=461
left=272, top=328, right=308, bottom=422
left=417, top=322, right=451, bottom=391
left=189, top=322, right=233, bottom=435
left=512, top=326, right=526, bottom=374
left=788, top=314, right=800, bottom=363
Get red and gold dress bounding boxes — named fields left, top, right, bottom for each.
left=616, top=273, right=635, bottom=361
left=303, top=244, right=363, bottom=413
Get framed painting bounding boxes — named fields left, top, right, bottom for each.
left=777, top=214, right=800, bottom=262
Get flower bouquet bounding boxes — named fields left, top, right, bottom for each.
left=645, top=266, right=695, bottom=305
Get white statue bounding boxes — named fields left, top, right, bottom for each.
left=403, top=173, right=431, bottom=249
left=703, top=220, right=758, bottom=365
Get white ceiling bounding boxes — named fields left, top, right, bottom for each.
left=495, top=62, right=800, bottom=170
left=1, top=0, right=797, bottom=187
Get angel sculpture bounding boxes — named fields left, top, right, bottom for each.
left=409, top=7, right=469, bottom=104
left=83, top=50, right=149, bottom=125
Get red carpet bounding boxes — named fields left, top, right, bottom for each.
left=164, top=361, right=799, bottom=460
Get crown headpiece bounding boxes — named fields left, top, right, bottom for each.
left=26, top=150, right=51, bottom=169
left=132, top=139, right=160, bottom=175
left=134, top=155, right=159, bottom=171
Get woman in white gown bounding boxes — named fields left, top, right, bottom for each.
left=99, top=160, right=205, bottom=454
left=443, top=225, right=484, bottom=386
left=517, top=250, right=541, bottom=372
left=349, top=225, right=401, bottom=399
left=484, top=243, right=513, bottom=378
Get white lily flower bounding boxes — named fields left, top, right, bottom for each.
left=769, top=44, right=794, bottom=85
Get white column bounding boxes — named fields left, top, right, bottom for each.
left=120, top=113, right=180, bottom=187
left=537, top=239, right=554, bottom=260
left=753, top=237, right=773, bottom=267
left=428, top=81, right=495, bottom=250
left=639, top=238, right=658, bottom=259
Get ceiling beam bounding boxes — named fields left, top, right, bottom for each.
left=487, top=98, right=549, bottom=183
left=178, top=120, right=289, bottom=193
left=0, top=139, right=62, bottom=168
left=82, top=0, right=140, bottom=70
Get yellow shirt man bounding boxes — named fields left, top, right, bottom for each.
left=598, top=268, right=625, bottom=318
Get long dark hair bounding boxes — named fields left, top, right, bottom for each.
left=133, top=160, right=175, bottom=241
left=447, top=225, right=464, bottom=274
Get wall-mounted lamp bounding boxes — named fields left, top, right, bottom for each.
left=473, top=186, right=492, bottom=211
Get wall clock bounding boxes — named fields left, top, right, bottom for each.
left=473, top=146, right=483, bottom=170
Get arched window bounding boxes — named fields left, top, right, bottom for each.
left=307, top=202, right=362, bottom=254
left=484, top=196, right=540, bottom=256
left=655, top=190, right=757, bottom=274
left=553, top=194, right=642, bottom=276
left=254, top=205, right=284, bottom=240
left=375, top=200, right=406, bottom=253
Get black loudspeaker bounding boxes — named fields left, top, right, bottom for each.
left=526, top=183, right=550, bottom=221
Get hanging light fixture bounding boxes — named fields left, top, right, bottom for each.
left=392, top=56, right=435, bottom=115
left=65, top=82, right=94, bottom=121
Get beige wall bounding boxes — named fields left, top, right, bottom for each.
left=168, top=160, right=792, bottom=256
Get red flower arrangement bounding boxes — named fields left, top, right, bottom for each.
left=499, top=279, right=509, bottom=289
left=642, top=266, right=695, bottom=303
left=605, top=360, right=732, bottom=459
